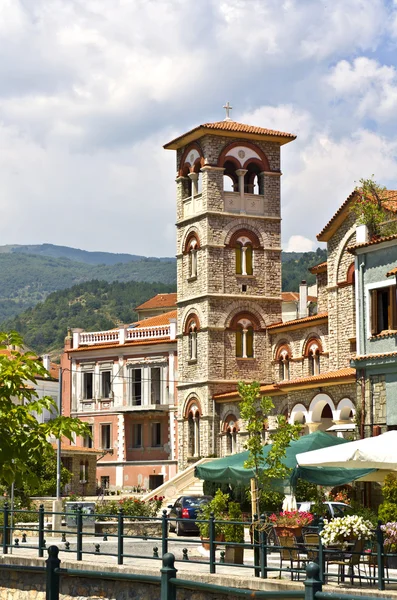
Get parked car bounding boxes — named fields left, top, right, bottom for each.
left=297, top=501, right=352, bottom=520
left=168, top=495, right=213, bottom=536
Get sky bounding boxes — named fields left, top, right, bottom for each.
left=1, top=0, right=397, bottom=256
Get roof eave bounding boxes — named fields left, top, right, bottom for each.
left=164, top=126, right=296, bottom=150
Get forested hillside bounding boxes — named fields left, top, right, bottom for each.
left=0, top=252, right=176, bottom=321
left=2, top=280, right=176, bottom=355
left=282, top=247, right=327, bottom=291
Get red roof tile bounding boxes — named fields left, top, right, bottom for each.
left=353, top=352, right=397, bottom=361
left=214, top=368, right=355, bottom=400
left=281, top=292, right=317, bottom=303
left=309, top=261, right=328, bottom=274
left=348, top=233, right=397, bottom=252
left=267, top=312, right=328, bottom=331
left=135, top=293, right=177, bottom=311
left=132, top=310, right=177, bottom=328
left=164, top=121, right=296, bottom=150
left=387, top=266, right=397, bottom=277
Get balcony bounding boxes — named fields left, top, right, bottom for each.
left=76, top=323, right=174, bottom=347
left=224, top=192, right=264, bottom=215
left=183, top=193, right=203, bottom=218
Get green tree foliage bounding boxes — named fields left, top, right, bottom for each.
left=1, top=280, right=176, bottom=355
left=378, top=473, right=397, bottom=522
left=0, top=331, right=89, bottom=487
left=281, top=247, right=327, bottom=292
left=353, top=176, right=397, bottom=237
left=238, top=381, right=301, bottom=512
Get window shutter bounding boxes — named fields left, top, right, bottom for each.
left=370, top=290, right=378, bottom=336
left=235, top=245, right=242, bottom=274
left=236, top=328, right=243, bottom=357
left=390, top=285, right=397, bottom=330
left=246, top=245, right=253, bottom=275
left=246, top=327, right=254, bottom=358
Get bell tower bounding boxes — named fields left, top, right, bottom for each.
left=164, top=110, right=296, bottom=468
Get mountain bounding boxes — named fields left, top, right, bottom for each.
left=2, top=280, right=176, bottom=356
left=0, top=244, right=327, bottom=325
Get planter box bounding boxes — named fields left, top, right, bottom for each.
left=201, top=534, right=225, bottom=551
left=225, top=545, right=244, bottom=565
left=95, top=521, right=162, bottom=537
left=274, top=526, right=303, bottom=538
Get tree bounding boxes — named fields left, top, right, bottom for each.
left=353, top=176, right=397, bottom=238
left=0, top=331, right=89, bottom=488
left=238, top=381, right=301, bottom=514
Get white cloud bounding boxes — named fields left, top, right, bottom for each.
left=325, top=57, right=397, bottom=122
left=284, top=236, right=315, bottom=252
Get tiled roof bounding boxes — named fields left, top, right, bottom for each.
left=387, top=266, right=397, bottom=277
left=281, top=292, right=317, bottom=303
left=131, top=310, right=177, bottom=328
left=135, top=293, right=177, bottom=311
left=214, top=368, right=356, bottom=400
left=0, top=348, right=59, bottom=380
left=267, top=312, right=328, bottom=331
left=317, top=189, right=397, bottom=242
left=164, top=120, right=296, bottom=150
left=309, top=261, right=327, bottom=274
left=348, top=233, right=397, bottom=252
left=353, top=352, right=397, bottom=361
left=51, top=443, right=102, bottom=454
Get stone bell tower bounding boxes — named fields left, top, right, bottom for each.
left=164, top=107, right=296, bottom=468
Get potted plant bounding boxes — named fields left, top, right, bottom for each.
left=196, top=489, right=229, bottom=550
left=320, top=515, right=374, bottom=550
left=269, top=510, right=314, bottom=538
left=380, top=523, right=397, bottom=569
left=223, top=501, right=245, bottom=564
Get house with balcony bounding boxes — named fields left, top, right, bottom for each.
left=61, top=311, right=178, bottom=491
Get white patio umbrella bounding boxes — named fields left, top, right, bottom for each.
left=296, top=430, right=397, bottom=472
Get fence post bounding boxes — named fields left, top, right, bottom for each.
left=209, top=511, right=216, bottom=574
left=304, top=562, right=322, bottom=600
left=38, top=504, right=45, bottom=558
left=46, top=545, right=60, bottom=600
left=2, top=502, right=9, bottom=555
left=377, top=520, right=385, bottom=591
left=259, top=514, right=267, bottom=579
left=253, top=513, right=259, bottom=578
left=117, top=508, right=124, bottom=565
left=161, top=509, right=168, bottom=557
left=317, top=517, right=324, bottom=584
left=161, top=552, right=177, bottom=600
left=76, top=506, right=83, bottom=561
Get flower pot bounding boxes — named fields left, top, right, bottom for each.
left=225, top=545, right=244, bottom=565
left=201, top=534, right=224, bottom=550
left=274, top=526, right=303, bottom=538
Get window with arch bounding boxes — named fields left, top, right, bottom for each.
left=304, top=338, right=323, bottom=376
left=236, top=318, right=254, bottom=358
left=228, top=229, right=260, bottom=277
left=184, top=233, right=200, bottom=280
left=223, top=415, right=238, bottom=455
left=185, top=314, right=200, bottom=362
left=244, top=162, right=264, bottom=195
left=218, top=142, right=270, bottom=195
left=186, top=400, right=201, bottom=458
left=276, top=344, right=291, bottom=381
left=179, top=145, right=204, bottom=200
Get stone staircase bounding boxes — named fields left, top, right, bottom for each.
left=141, top=457, right=212, bottom=507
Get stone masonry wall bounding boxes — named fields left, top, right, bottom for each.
left=316, top=271, right=328, bottom=314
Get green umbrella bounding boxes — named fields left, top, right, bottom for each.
left=195, top=431, right=372, bottom=487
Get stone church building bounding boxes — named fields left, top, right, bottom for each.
left=163, top=115, right=358, bottom=471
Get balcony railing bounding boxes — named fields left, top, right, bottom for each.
left=224, top=191, right=264, bottom=215
left=77, top=324, right=172, bottom=347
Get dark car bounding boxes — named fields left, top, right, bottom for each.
left=168, top=495, right=212, bottom=536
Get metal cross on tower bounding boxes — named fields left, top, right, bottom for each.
left=223, top=101, right=233, bottom=121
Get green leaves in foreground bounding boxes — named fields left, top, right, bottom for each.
left=0, top=330, right=89, bottom=487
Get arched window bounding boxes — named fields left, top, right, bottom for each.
left=223, top=159, right=239, bottom=192
left=235, top=239, right=253, bottom=275
left=224, top=416, right=238, bottom=455
left=185, top=400, right=201, bottom=458
left=279, top=349, right=290, bottom=381
left=244, top=162, right=263, bottom=195
left=304, top=337, right=323, bottom=376
left=184, top=314, right=200, bottom=362
left=236, top=319, right=254, bottom=358
left=218, top=142, right=270, bottom=194
left=179, top=144, right=204, bottom=200
left=184, top=233, right=200, bottom=280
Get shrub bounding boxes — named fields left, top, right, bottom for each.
left=223, top=501, right=244, bottom=544
left=94, top=496, right=163, bottom=520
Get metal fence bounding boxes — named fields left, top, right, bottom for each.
left=1, top=503, right=397, bottom=590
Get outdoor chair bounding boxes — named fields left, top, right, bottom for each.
left=359, top=541, right=379, bottom=586
left=278, top=535, right=307, bottom=581
left=326, top=539, right=365, bottom=586
left=303, top=532, right=320, bottom=563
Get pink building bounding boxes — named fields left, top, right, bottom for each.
left=61, top=310, right=178, bottom=492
